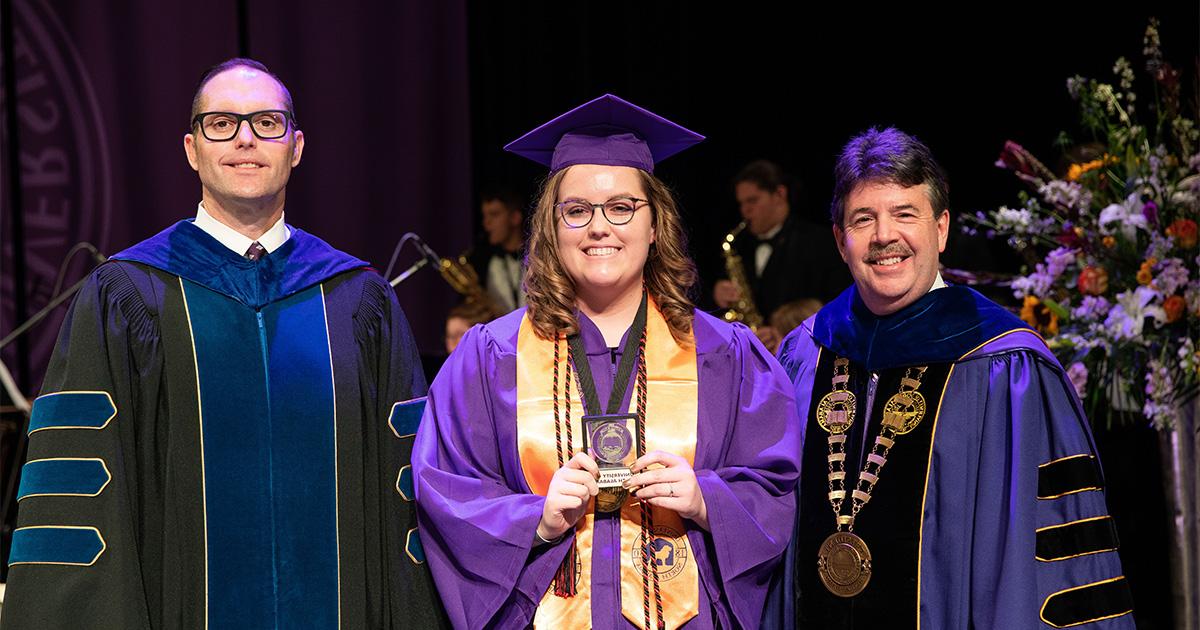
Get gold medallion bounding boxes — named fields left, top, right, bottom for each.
left=882, top=390, right=926, bottom=434
left=817, top=531, right=872, bottom=597
left=595, top=486, right=629, bottom=513
left=816, top=390, right=857, bottom=434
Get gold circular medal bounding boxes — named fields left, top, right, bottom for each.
left=595, top=486, right=629, bottom=513
left=883, top=390, right=927, bottom=435
left=817, top=531, right=872, bottom=597
left=816, top=390, right=857, bottom=434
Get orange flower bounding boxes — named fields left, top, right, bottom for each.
left=1077, top=266, right=1109, bottom=295
left=1066, top=157, right=1108, bottom=181
left=1020, top=296, right=1059, bottom=336
left=1163, top=295, right=1186, bottom=323
left=1137, top=258, right=1158, bottom=286
left=1065, top=155, right=1117, bottom=181
left=1101, top=235, right=1116, bottom=248
left=1166, top=218, right=1198, bottom=249
left=1020, top=296, right=1039, bottom=326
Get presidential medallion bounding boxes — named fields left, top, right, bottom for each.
left=817, top=531, right=872, bottom=598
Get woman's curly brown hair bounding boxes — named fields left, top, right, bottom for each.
left=523, top=167, right=698, bottom=344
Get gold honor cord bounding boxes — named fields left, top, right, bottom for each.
left=817, top=360, right=929, bottom=598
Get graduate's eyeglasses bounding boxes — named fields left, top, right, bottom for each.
left=191, top=110, right=297, bottom=142
left=555, top=197, right=647, bottom=228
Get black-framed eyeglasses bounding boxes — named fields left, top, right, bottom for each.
left=191, top=110, right=297, bottom=142
left=555, top=197, right=648, bottom=228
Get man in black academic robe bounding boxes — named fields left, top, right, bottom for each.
left=3, top=58, right=446, bottom=629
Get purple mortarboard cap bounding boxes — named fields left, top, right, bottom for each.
left=504, top=94, right=704, bottom=173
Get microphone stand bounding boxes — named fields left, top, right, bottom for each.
left=0, top=276, right=90, bottom=352
left=388, top=233, right=442, bottom=287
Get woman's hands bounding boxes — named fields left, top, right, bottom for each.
left=537, top=452, right=599, bottom=542
left=537, top=450, right=710, bottom=542
left=625, top=451, right=709, bottom=531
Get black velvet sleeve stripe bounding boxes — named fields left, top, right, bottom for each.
left=1040, top=576, right=1133, bottom=628
left=1036, top=516, right=1119, bottom=562
left=1038, top=454, right=1102, bottom=499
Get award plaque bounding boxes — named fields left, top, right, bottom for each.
left=582, top=413, right=637, bottom=512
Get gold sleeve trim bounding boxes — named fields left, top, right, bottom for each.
left=956, top=328, right=1045, bottom=362
left=1035, top=516, right=1119, bottom=562
left=1039, top=576, right=1133, bottom=628
left=1039, top=453, right=1094, bottom=468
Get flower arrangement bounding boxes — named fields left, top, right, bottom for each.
left=965, top=19, right=1199, bottom=429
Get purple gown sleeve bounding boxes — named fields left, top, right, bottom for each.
left=967, top=349, right=1133, bottom=629
left=693, top=324, right=801, bottom=628
left=412, top=325, right=570, bottom=629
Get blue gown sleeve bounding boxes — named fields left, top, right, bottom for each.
left=971, top=349, right=1134, bottom=629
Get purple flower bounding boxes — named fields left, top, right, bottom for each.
left=1146, top=231, right=1176, bottom=260
left=1012, top=246, right=1077, bottom=299
left=1155, top=258, right=1190, bottom=295
left=1072, top=295, right=1112, bottom=320
left=1142, top=201, right=1159, bottom=226
left=1046, top=247, right=1077, bottom=278
left=1067, top=362, right=1089, bottom=399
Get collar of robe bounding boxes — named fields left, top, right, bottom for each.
left=111, top=220, right=369, bottom=308
left=810, top=283, right=1031, bottom=372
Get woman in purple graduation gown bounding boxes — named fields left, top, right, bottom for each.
left=412, top=94, right=799, bottom=629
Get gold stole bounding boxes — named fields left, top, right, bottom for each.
left=516, top=300, right=701, bottom=630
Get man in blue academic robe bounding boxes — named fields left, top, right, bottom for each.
left=764, top=127, right=1134, bottom=629
left=3, top=58, right=444, bottom=629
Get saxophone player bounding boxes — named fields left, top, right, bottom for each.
left=713, top=160, right=851, bottom=352
left=468, top=188, right=528, bottom=313
left=440, top=189, right=526, bottom=357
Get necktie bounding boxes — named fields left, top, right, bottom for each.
left=245, top=241, right=267, bottom=261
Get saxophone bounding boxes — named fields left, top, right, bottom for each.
left=720, top=221, right=763, bottom=329
left=439, top=251, right=502, bottom=316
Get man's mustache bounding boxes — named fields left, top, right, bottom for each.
left=864, top=243, right=914, bottom=262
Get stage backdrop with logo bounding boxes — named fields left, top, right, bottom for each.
left=0, top=0, right=471, bottom=396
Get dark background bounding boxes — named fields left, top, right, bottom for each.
left=2, top=2, right=1197, bottom=626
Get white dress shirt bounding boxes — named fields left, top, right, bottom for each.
left=754, top=223, right=784, bottom=277
left=193, top=202, right=291, bottom=257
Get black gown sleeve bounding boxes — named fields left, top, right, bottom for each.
left=353, top=274, right=449, bottom=628
left=3, top=263, right=163, bottom=630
